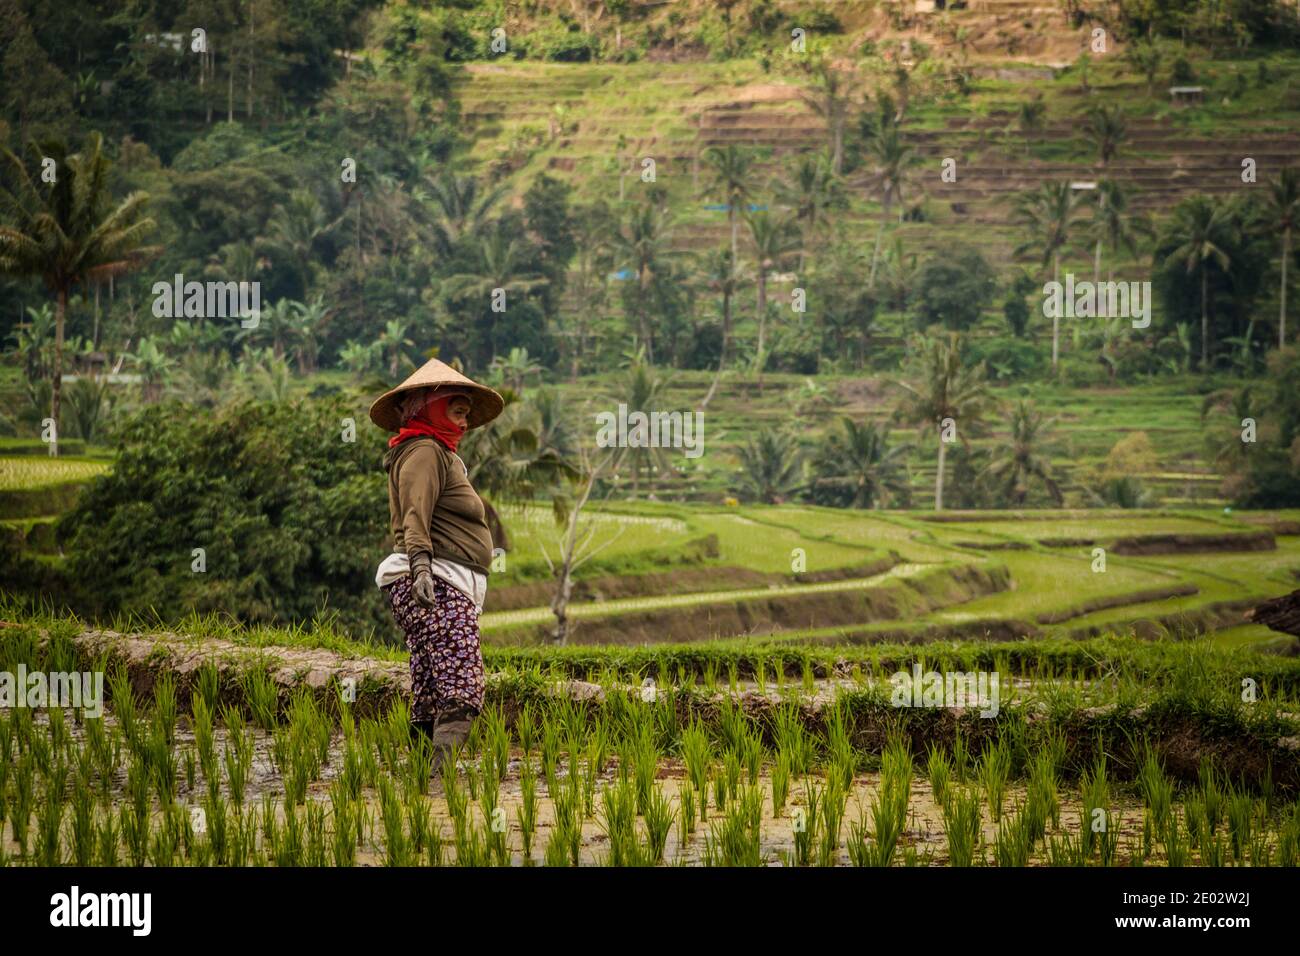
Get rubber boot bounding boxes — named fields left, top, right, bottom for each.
left=428, top=705, right=476, bottom=769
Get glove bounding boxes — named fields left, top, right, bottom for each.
left=410, top=552, right=437, bottom=609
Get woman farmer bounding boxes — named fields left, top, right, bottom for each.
left=369, top=358, right=504, bottom=758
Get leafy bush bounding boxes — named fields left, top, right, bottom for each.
left=58, top=397, right=395, bottom=638
left=966, top=338, right=1044, bottom=382
left=910, top=246, right=997, bottom=331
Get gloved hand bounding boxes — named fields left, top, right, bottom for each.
left=410, top=552, right=437, bottom=609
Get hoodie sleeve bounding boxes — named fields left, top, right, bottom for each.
left=396, top=441, right=445, bottom=559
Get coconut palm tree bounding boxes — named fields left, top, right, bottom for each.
left=774, top=151, right=844, bottom=273
left=424, top=170, right=508, bottom=258
left=0, top=133, right=157, bottom=455
left=260, top=189, right=339, bottom=297
left=443, top=231, right=549, bottom=365
left=1081, top=103, right=1128, bottom=168
left=1087, top=179, right=1153, bottom=285
left=868, top=126, right=913, bottom=286
left=1016, top=95, right=1047, bottom=155
left=809, top=417, right=911, bottom=508
left=1013, top=181, right=1086, bottom=370
left=609, top=200, right=677, bottom=363
left=700, top=144, right=758, bottom=263
left=699, top=246, right=750, bottom=409
left=286, top=296, right=328, bottom=374
left=612, top=358, right=676, bottom=497
left=377, top=318, right=415, bottom=378
left=234, top=298, right=299, bottom=360
left=7, top=303, right=56, bottom=383
left=1261, top=167, right=1298, bottom=348
left=984, top=400, right=1063, bottom=506
left=895, top=333, right=992, bottom=511
left=734, top=427, right=804, bottom=505
left=489, top=346, right=542, bottom=393
left=1163, top=195, right=1233, bottom=369
left=745, top=210, right=802, bottom=378
left=799, top=60, right=853, bottom=175
left=124, top=337, right=173, bottom=402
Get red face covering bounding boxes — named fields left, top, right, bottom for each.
left=389, top=392, right=469, bottom=452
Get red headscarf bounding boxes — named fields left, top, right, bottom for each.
left=389, top=390, right=470, bottom=452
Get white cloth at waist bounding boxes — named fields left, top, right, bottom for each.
left=375, top=552, right=487, bottom=613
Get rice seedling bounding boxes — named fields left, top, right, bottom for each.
left=942, top=787, right=983, bottom=867
left=442, top=752, right=468, bottom=826
left=34, top=784, right=64, bottom=866
left=107, top=667, right=139, bottom=750
left=95, top=811, right=121, bottom=867
left=328, top=785, right=357, bottom=867
left=195, top=662, right=221, bottom=716
left=1199, top=822, right=1226, bottom=867
left=1098, top=810, right=1122, bottom=867
left=407, top=794, right=432, bottom=860
left=705, top=785, right=762, bottom=867
left=242, top=665, right=280, bottom=730
left=994, top=813, right=1031, bottom=867
left=541, top=714, right=560, bottom=793
left=755, top=658, right=767, bottom=695
left=678, top=785, right=696, bottom=848
left=1199, top=758, right=1223, bottom=834
left=926, top=744, right=952, bottom=809
left=379, top=776, right=410, bottom=866
left=643, top=785, right=675, bottom=863
left=153, top=673, right=178, bottom=745
left=222, top=709, right=252, bottom=807
left=977, top=738, right=1012, bottom=822
left=119, top=804, right=148, bottom=867
left=1161, top=811, right=1190, bottom=866
left=84, top=718, right=118, bottom=805
left=771, top=748, right=791, bottom=817
left=543, top=814, right=580, bottom=867
left=518, top=757, right=539, bottom=859
left=951, top=726, right=971, bottom=783
left=204, top=791, right=228, bottom=865
left=702, top=659, right=718, bottom=695
left=427, top=818, right=445, bottom=867
left=277, top=800, right=304, bottom=867
left=516, top=702, right=536, bottom=756
left=1277, top=802, right=1300, bottom=867
left=818, top=776, right=848, bottom=867
left=70, top=771, right=96, bottom=866
left=1136, top=746, right=1173, bottom=831
left=630, top=720, right=659, bottom=816
left=774, top=703, right=812, bottom=776
left=1080, top=753, right=1110, bottom=858
left=1226, top=788, right=1255, bottom=863
left=728, top=660, right=740, bottom=694
left=1046, top=830, right=1086, bottom=866
left=481, top=703, right=510, bottom=782
left=183, top=747, right=198, bottom=792
left=793, top=782, right=821, bottom=867
left=148, top=804, right=179, bottom=867
left=600, top=777, right=638, bottom=867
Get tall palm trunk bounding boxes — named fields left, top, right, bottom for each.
left=869, top=196, right=891, bottom=287
left=1282, top=226, right=1291, bottom=348
left=934, top=431, right=946, bottom=511
left=50, top=287, right=67, bottom=457
left=755, top=268, right=768, bottom=380
left=701, top=289, right=731, bottom=409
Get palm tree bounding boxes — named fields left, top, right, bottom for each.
left=261, top=189, right=340, bottom=297
left=699, top=246, right=749, bottom=409
left=895, top=333, right=992, bottom=511
left=773, top=151, right=844, bottom=273
left=1082, top=103, right=1128, bottom=167
left=489, top=346, right=542, bottom=393
left=378, top=318, right=415, bottom=378
left=1123, top=39, right=1164, bottom=95
left=1164, top=195, right=1233, bottom=369
left=339, top=339, right=383, bottom=380
left=701, top=144, right=758, bottom=263
left=610, top=200, right=677, bottom=363
left=0, top=133, right=156, bottom=455
left=867, top=126, right=912, bottom=286
left=877, top=236, right=919, bottom=311
left=1017, top=95, right=1047, bottom=155
left=7, top=303, right=56, bottom=383
left=734, top=428, right=804, bottom=504
left=746, top=210, right=802, bottom=377
left=286, top=296, right=328, bottom=373
left=809, top=417, right=910, bottom=508
left=612, top=358, right=676, bottom=497
left=1013, top=181, right=1086, bottom=370
left=424, top=171, right=508, bottom=258
left=124, top=337, right=174, bottom=402
left=1088, top=180, right=1152, bottom=285
left=1262, top=168, right=1298, bottom=348
left=984, top=400, right=1063, bottom=506
left=799, top=60, right=853, bottom=174
left=234, top=298, right=299, bottom=360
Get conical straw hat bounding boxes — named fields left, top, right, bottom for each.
left=368, top=358, right=504, bottom=431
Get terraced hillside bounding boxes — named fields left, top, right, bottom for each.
left=456, top=51, right=1300, bottom=277
left=480, top=501, right=1300, bottom=650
